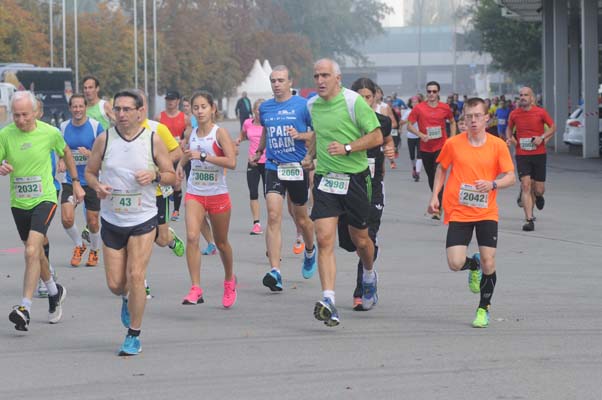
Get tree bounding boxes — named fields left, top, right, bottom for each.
left=0, top=0, right=49, bottom=65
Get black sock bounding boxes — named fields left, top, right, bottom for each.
left=43, top=243, right=50, bottom=261
left=253, top=220, right=260, bottom=224
left=128, top=328, right=141, bottom=337
left=460, top=256, right=478, bottom=271
left=479, top=271, right=497, bottom=309
left=173, top=190, right=182, bottom=212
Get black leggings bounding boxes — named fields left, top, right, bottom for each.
left=407, top=138, right=421, bottom=161
left=421, top=150, right=443, bottom=204
left=247, top=162, right=265, bottom=200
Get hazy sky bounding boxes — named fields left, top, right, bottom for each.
left=382, top=0, right=405, bottom=27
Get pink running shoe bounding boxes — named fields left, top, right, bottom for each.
left=250, top=222, right=263, bottom=235
left=222, top=277, right=237, bottom=308
left=182, top=286, right=204, bottom=305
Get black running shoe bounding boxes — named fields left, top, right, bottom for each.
left=535, top=195, right=545, bottom=210
left=522, top=219, right=535, bottom=232
left=517, top=190, right=523, bottom=208
left=48, top=284, right=66, bottom=324
left=9, top=306, right=30, bottom=331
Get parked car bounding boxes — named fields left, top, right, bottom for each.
left=562, top=104, right=602, bottom=155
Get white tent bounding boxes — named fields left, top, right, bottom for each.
left=262, top=59, right=272, bottom=76
left=224, top=59, right=273, bottom=119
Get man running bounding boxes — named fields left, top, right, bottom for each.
left=505, top=87, right=555, bottom=232
left=429, top=97, right=515, bottom=327
left=302, top=59, right=383, bottom=327
left=0, top=91, right=84, bottom=331
left=407, top=81, right=456, bottom=220
left=85, top=89, right=176, bottom=356
left=82, top=75, right=114, bottom=130
left=253, top=65, right=317, bottom=292
left=59, top=94, right=104, bottom=267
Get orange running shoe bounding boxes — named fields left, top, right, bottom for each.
left=70, top=244, right=87, bottom=267
left=293, top=237, right=305, bottom=254
left=86, top=250, right=99, bottom=267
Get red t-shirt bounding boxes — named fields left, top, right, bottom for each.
left=507, top=106, right=554, bottom=156
left=408, top=101, right=454, bottom=153
left=159, top=111, right=187, bottom=139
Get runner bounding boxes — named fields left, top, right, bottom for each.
left=403, top=96, right=423, bottom=182
left=59, top=94, right=104, bottom=267
left=495, top=99, right=510, bottom=138
left=428, top=97, right=515, bottom=327
left=505, top=87, right=555, bottom=231
left=82, top=75, right=114, bottom=130
left=0, top=91, right=83, bottom=331
left=407, top=81, right=457, bottom=220
left=302, top=59, right=383, bottom=326
left=85, top=89, right=176, bottom=355
left=374, top=86, right=398, bottom=169
left=253, top=65, right=317, bottom=292
left=177, top=91, right=237, bottom=308
left=236, top=98, right=266, bottom=235
left=347, top=77, right=395, bottom=311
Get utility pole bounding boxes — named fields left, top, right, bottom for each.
left=49, top=0, right=54, bottom=67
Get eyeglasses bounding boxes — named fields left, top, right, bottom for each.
left=112, top=106, right=138, bottom=113
left=464, top=113, right=484, bottom=120
left=427, top=90, right=439, bottom=94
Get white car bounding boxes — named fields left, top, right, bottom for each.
left=562, top=104, right=602, bottom=154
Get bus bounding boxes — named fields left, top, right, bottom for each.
left=0, top=63, right=73, bottom=127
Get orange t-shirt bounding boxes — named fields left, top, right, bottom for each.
left=507, top=106, right=554, bottom=156
left=159, top=111, right=187, bottom=139
left=437, top=132, right=514, bottom=224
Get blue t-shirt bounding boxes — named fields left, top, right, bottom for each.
left=191, top=115, right=198, bottom=129
left=495, top=108, right=511, bottom=135
left=259, top=95, right=312, bottom=171
left=50, top=152, right=60, bottom=191
left=61, top=118, right=103, bottom=186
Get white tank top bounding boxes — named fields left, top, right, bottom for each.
left=186, top=124, right=228, bottom=196
left=100, top=127, right=158, bottom=227
left=375, top=102, right=387, bottom=114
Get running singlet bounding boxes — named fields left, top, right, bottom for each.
left=186, top=124, right=228, bottom=196
left=259, top=95, right=312, bottom=171
left=407, top=101, right=454, bottom=153
left=495, top=108, right=511, bottom=136
left=242, top=118, right=266, bottom=163
left=507, top=106, right=554, bottom=156
left=60, top=118, right=103, bottom=186
left=100, top=127, right=158, bottom=227
left=368, top=112, right=391, bottom=180
left=437, top=133, right=514, bottom=224
left=160, top=111, right=187, bottom=139
left=307, top=88, right=380, bottom=175
left=86, top=100, right=111, bottom=130
left=0, top=121, right=66, bottom=210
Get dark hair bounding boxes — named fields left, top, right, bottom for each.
left=190, top=91, right=218, bottom=121
left=426, top=81, right=440, bottom=91
left=68, top=93, right=87, bottom=107
left=350, top=77, right=377, bottom=95
left=464, top=97, right=488, bottom=113
left=82, top=75, right=100, bottom=88
left=113, top=89, right=143, bottom=109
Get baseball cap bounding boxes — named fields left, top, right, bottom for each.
left=165, top=90, right=180, bottom=100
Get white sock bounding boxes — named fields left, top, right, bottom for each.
left=90, top=231, right=101, bottom=251
left=65, top=225, right=83, bottom=247
left=416, top=159, right=423, bottom=173
left=270, top=267, right=280, bottom=274
left=323, top=290, right=335, bottom=304
left=44, top=278, right=58, bottom=296
left=362, top=267, right=376, bottom=283
left=305, top=245, right=315, bottom=257
left=21, top=298, right=32, bottom=311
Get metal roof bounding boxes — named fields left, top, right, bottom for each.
left=497, top=0, right=602, bottom=22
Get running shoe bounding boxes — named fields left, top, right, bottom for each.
left=361, top=272, right=378, bottom=310
left=414, top=173, right=420, bottom=182
left=86, top=250, right=99, bottom=267
left=313, top=298, right=340, bottom=327
left=202, top=243, right=217, bottom=255
left=81, top=226, right=91, bottom=244
left=121, top=297, right=130, bottom=328
left=535, top=195, right=545, bottom=210
left=390, top=160, right=397, bottom=169
left=468, top=253, right=482, bottom=294
left=169, top=227, right=185, bottom=257
left=9, top=306, right=30, bottom=331
left=353, top=297, right=365, bottom=311
left=182, top=285, right=204, bottom=305
left=36, top=279, right=48, bottom=298
left=516, top=190, right=523, bottom=208
left=262, top=270, right=283, bottom=292
left=293, top=238, right=305, bottom=254
left=250, top=222, right=263, bottom=235
left=145, top=281, right=152, bottom=299
left=48, top=284, right=66, bottom=324
left=522, top=219, right=535, bottom=232
left=301, top=250, right=317, bottom=279
left=472, top=307, right=490, bottom=328
left=118, top=335, right=141, bottom=356
left=222, top=277, right=237, bottom=308
left=170, top=210, right=180, bottom=221
left=70, top=244, right=87, bottom=267
left=431, top=211, right=441, bottom=220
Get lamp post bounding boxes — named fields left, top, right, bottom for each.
left=49, top=0, right=54, bottom=67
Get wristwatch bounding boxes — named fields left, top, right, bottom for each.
left=492, top=181, right=497, bottom=191
left=71, top=177, right=80, bottom=182
left=200, top=152, right=207, bottom=162
left=344, top=144, right=352, bottom=156
left=153, top=172, right=161, bottom=184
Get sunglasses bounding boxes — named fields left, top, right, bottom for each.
left=427, top=90, right=439, bottom=94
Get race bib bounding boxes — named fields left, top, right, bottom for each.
left=426, top=126, right=442, bottom=139
left=367, top=158, right=375, bottom=179
left=14, top=176, right=42, bottom=199
left=159, top=184, right=174, bottom=198
left=318, top=173, right=350, bottom=195
left=459, top=184, right=488, bottom=209
left=111, top=189, right=142, bottom=213
left=191, top=165, right=219, bottom=186
left=277, top=162, right=303, bottom=181
left=72, top=149, right=88, bottom=166
left=497, top=118, right=506, bottom=126
left=519, top=137, right=537, bottom=151
left=391, top=129, right=399, bottom=137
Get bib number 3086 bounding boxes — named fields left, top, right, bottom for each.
left=318, top=173, right=350, bottom=195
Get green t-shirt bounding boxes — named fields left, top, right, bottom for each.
left=308, top=88, right=380, bottom=175
left=86, top=100, right=111, bottom=130
left=0, top=121, right=66, bottom=209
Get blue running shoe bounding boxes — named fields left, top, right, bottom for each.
left=361, top=272, right=378, bottom=310
left=262, top=270, right=283, bottom=292
left=302, top=249, right=317, bottom=279
left=121, top=297, right=130, bottom=328
left=118, top=335, right=141, bottom=356
left=202, top=243, right=217, bottom=255
left=468, top=253, right=482, bottom=294
left=313, top=298, right=340, bottom=327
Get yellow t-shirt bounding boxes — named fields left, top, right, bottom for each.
left=142, top=118, right=179, bottom=196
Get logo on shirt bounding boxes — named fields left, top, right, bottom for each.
left=20, top=142, right=32, bottom=151
left=277, top=109, right=296, bottom=116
